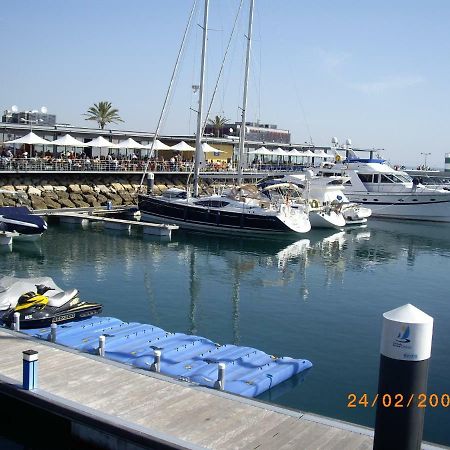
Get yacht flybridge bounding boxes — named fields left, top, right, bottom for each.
left=317, top=157, right=450, bottom=222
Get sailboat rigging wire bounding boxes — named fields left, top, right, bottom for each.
left=201, top=0, right=244, bottom=136
left=139, top=0, right=198, bottom=189
left=288, top=59, right=314, bottom=146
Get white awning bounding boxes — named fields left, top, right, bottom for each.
left=116, top=138, right=145, bottom=149
left=271, top=147, right=288, bottom=156
left=4, top=131, right=51, bottom=145
left=143, top=139, right=172, bottom=151
left=84, top=136, right=119, bottom=148
left=171, top=141, right=195, bottom=152
left=248, top=146, right=272, bottom=155
left=202, top=143, right=224, bottom=153
left=49, top=134, right=88, bottom=147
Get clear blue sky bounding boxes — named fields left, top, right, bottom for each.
left=1, top=0, right=450, bottom=168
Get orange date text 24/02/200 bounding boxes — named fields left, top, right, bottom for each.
left=347, top=393, right=450, bottom=409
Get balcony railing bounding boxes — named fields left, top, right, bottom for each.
left=0, top=157, right=308, bottom=174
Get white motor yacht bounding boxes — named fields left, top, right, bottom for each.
left=316, top=157, right=450, bottom=222
left=259, top=173, right=370, bottom=228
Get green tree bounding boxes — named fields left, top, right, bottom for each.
left=83, top=101, right=124, bottom=129
left=208, top=115, right=228, bottom=137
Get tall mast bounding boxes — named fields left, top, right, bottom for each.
left=193, top=0, right=209, bottom=197
left=237, top=0, right=255, bottom=185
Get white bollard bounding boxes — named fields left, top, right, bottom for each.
left=150, top=349, right=161, bottom=373
left=98, top=335, right=106, bottom=357
left=374, top=304, right=433, bottom=450
left=50, top=323, right=57, bottom=343
left=13, top=312, right=20, bottom=331
left=214, top=363, right=226, bottom=391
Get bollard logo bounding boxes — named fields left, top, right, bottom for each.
left=395, top=325, right=411, bottom=344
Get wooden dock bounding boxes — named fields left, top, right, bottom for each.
left=0, top=327, right=374, bottom=449
left=1, top=328, right=447, bottom=449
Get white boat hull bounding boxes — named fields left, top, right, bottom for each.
left=347, top=193, right=450, bottom=222
left=309, top=211, right=346, bottom=229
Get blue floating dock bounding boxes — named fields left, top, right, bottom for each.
left=19, top=316, right=312, bottom=397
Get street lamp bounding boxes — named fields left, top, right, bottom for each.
left=420, top=152, right=431, bottom=170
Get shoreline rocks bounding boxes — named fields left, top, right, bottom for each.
left=0, top=173, right=224, bottom=209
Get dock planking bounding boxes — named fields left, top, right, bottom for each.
left=0, top=328, right=376, bottom=449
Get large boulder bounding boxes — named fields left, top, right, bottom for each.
left=97, top=185, right=110, bottom=194
left=0, top=185, right=15, bottom=192
left=43, top=197, right=61, bottom=209
left=80, top=184, right=93, bottom=194
left=69, top=193, right=84, bottom=202
left=107, top=193, right=123, bottom=206
left=111, top=182, right=124, bottom=192
left=1, top=196, right=17, bottom=207
left=41, top=185, right=54, bottom=192
left=53, top=186, right=67, bottom=192
left=58, top=197, right=76, bottom=208
left=56, top=191, right=69, bottom=199
left=83, top=194, right=98, bottom=206
left=97, top=194, right=108, bottom=204
left=72, top=199, right=90, bottom=208
left=43, top=191, right=58, bottom=201
left=68, top=184, right=81, bottom=194
left=30, top=195, right=48, bottom=210
left=28, top=186, right=41, bottom=196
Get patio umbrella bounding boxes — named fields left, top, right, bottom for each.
left=171, top=141, right=195, bottom=152
left=271, top=147, right=288, bottom=156
left=84, top=136, right=119, bottom=148
left=202, top=143, right=224, bottom=153
left=49, top=134, right=88, bottom=147
left=313, top=150, right=334, bottom=158
left=248, top=146, right=272, bottom=155
left=288, top=148, right=302, bottom=156
left=116, top=138, right=145, bottom=149
left=143, top=139, right=171, bottom=151
left=4, top=131, right=51, bottom=145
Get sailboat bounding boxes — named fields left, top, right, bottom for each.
left=138, top=0, right=311, bottom=235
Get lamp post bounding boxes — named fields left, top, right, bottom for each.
left=420, top=152, right=431, bottom=170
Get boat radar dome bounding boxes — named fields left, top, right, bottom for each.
left=331, top=137, right=338, bottom=145
left=345, top=138, right=352, bottom=147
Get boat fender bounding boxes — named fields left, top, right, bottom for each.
left=310, top=199, right=320, bottom=209
left=335, top=155, right=341, bottom=162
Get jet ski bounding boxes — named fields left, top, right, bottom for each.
left=0, top=276, right=102, bottom=329
left=0, top=206, right=47, bottom=237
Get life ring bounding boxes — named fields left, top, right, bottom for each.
left=335, top=155, right=341, bottom=162
left=310, top=199, right=320, bottom=209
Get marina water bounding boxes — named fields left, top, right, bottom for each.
left=1, top=220, right=449, bottom=447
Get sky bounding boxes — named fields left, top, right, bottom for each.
left=1, top=0, right=450, bottom=168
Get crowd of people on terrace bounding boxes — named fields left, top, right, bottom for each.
left=0, top=147, right=233, bottom=172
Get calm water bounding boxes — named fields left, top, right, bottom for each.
left=1, top=219, right=450, bottom=446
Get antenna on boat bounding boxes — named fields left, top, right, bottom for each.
left=193, top=0, right=210, bottom=197
left=237, top=0, right=255, bottom=186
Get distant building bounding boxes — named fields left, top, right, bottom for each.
left=2, top=109, right=56, bottom=126
left=204, top=121, right=291, bottom=144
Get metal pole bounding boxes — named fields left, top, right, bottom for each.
left=146, top=172, right=155, bottom=194
left=237, top=0, right=255, bottom=185
left=98, top=335, right=106, bottom=357
left=193, top=0, right=209, bottom=197
left=22, top=350, right=39, bottom=390
left=374, top=304, right=433, bottom=450
left=13, top=312, right=20, bottom=331
left=151, top=349, right=161, bottom=373
left=214, top=362, right=226, bottom=391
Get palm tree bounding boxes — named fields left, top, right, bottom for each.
left=83, top=101, right=124, bottom=129
left=208, top=115, right=228, bottom=137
